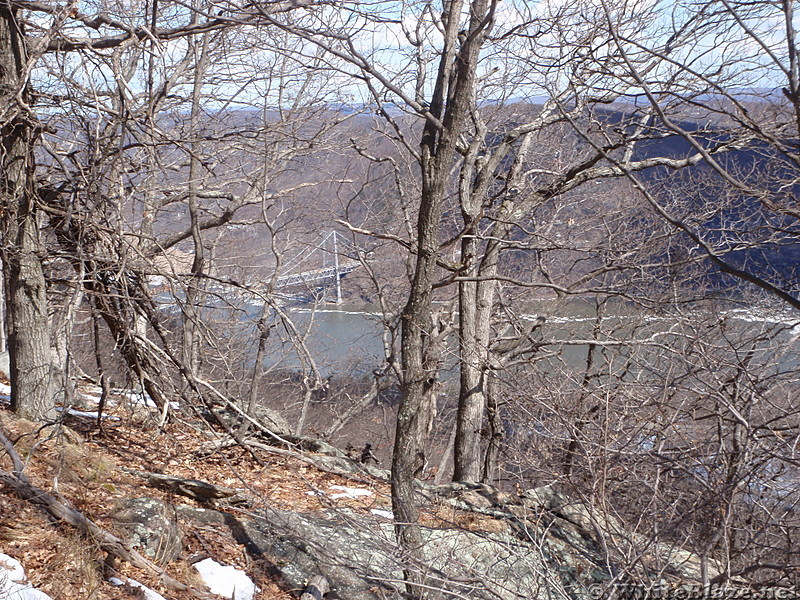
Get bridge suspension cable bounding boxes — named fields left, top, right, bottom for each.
left=272, top=231, right=361, bottom=304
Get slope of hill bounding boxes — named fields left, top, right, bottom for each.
left=0, top=378, right=770, bottom=600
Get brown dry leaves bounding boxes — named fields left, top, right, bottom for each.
left=0, top=401, right=393, bottom=600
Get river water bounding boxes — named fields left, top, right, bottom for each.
left=281, top=305, right=387, bottom=375
left=265, top=299, right=800, bottom=378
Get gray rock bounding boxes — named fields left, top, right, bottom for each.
left=175, top=487, right=723, bottom=600
left=521, top=486, right=624, bottom=535
left=429, top=482, right=514, bottom=509
left=111, top=497, right=183, bottom=564
left=253, top=406, right=292, bottom=436
left=209, top=405, right=292, bottom=437
left=178, top=505, right=602, bottom=600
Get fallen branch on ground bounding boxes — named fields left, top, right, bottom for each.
left=0, top=425, right=198, bottom=595
left=300, top=575, right=330, bottom=600
left=122, top=468, right=248, bottom=505
left=196, top=436, right=382, bottom=487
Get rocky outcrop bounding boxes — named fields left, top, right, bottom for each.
left=168, top=448, right=720, bottom=599
left=203, top=404, right=293, bottom=439
left=253, top=406, right=292, bottom=437
left=113, top=473, right=725, bottom=600
left=109, top=440, right=723, bottom=599
left=177, top=500, right=606, bottom=600
left=111, top=497, right=183, bottom=565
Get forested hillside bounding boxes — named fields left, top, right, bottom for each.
left=2, top=1, right=800, bottom=599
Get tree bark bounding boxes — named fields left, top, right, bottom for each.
left=392, top=1, right=494, bottom=594
left=453, top=243, right=495, bottom=482
left=0, top=6, right=56, bottom=421
left=181, top=22, right=210, bottom=390
left=452, top=121, right=535, bottom=482
left=454, top=230, right=504, bottom=481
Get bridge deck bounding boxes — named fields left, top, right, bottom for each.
left=274, top=262, right=360, bottom=289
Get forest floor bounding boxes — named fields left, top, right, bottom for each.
left=0, top=379, right=398, bottom=600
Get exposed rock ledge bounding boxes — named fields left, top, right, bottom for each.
left=165, top=471, right=718, bottom=600
left=177, top=502, right=597, bottom=600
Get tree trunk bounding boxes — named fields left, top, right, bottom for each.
left=393, top=151, right=446, bottom=588
left=453, top=235, right=491, bottom=482
left=0, top=7, right=55, bottom=421
left=181, top=23, right=210, bottom=389
left=451, top=116, right=537, bottom=482
left=454, top=233, right=503, bottom=481
left=392, top=1, right=494, bottom=594
left=0, top=260, right=6, bottom=354
left=392, top=4, right=463, bottom=590
left=481, top=374, right=502, bottom=484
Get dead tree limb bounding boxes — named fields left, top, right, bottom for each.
left=0, top=426, right=191, bottom=593
left=122, top=468, right=247, bottom=505
left=300, top=575, right=330, bottom=600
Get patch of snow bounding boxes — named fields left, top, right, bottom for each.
left=55, top=407, right=121, bottom=421
left=328, top=485, right=373, bottom=500
left=124, top=390, right=157, bottom=407
left=109, top=576, right=168, bottom=600
left=0, top=554, right=54, bottom=600
left=77, top=393, right=104, bottom=404
left=370, top=509, right=394, bottom=520
left=0, top=555, right=25, bottom=581
left=119, top=390, right=180, bottom=410
left=193, top=558, right=259, bottom=600
left=306, top=486, right=374, bottom=500
left=0, top=382, right=11, bottom=403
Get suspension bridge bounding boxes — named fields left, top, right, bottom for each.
left=270, top=231, right=361, bottom=304
left=150, top=231, right=362, bottom=310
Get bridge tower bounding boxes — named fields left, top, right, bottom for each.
left=273, top=231, right=360, bottom=304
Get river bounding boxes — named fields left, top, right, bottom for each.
left=262, top=299, right=800, bottom=379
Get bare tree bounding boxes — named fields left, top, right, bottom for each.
left=0, top=4, right=56, bottom=420
left=242, top=8, right=744, bottom=587
left=0, top=0, right=348, bottom=426
left=583, top=0, right=800, bottom=312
